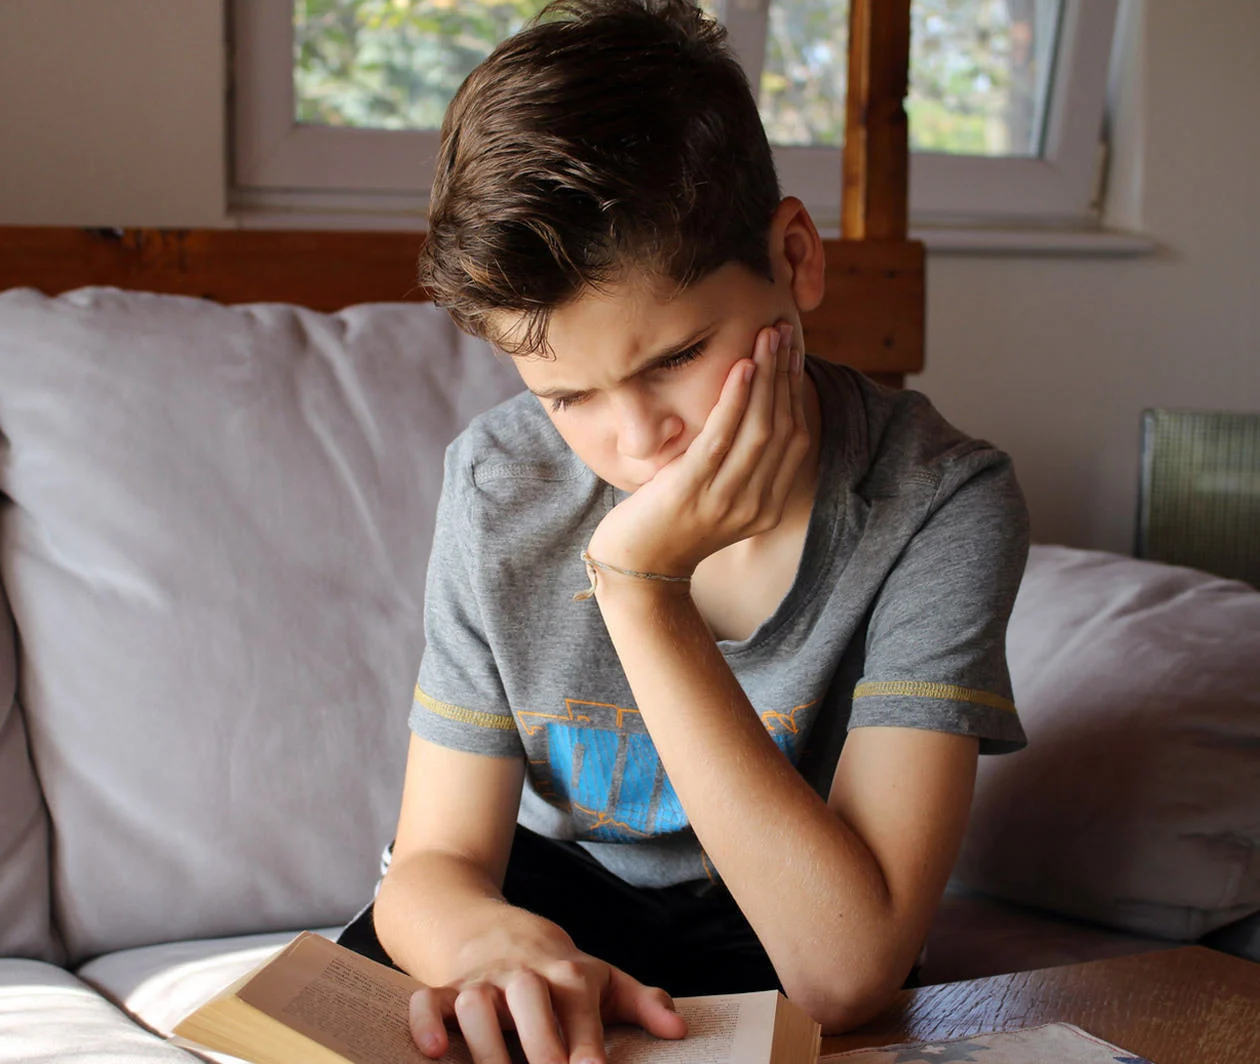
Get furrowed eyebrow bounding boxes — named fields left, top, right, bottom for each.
left=526, top=326, right=715, bottom=401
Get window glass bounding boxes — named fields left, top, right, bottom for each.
left=759, top=0, right=1063, bottom=155
left=295, top=0, right=1063, bottom=157
left=294, top=0, right=546, bottom=131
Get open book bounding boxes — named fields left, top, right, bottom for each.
left=172, top=931, right=822, bottom=1064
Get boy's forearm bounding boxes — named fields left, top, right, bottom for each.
left=374, top=849, right=575, bottom=985
left=593, top=577, right=914, bottom=1028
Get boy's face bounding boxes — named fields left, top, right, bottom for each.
left=504, top=261, right=804, bottom=493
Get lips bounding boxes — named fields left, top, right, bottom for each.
left=612, top=436, right=693, bottom=491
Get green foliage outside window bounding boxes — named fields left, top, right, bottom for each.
left=295, top=0, right=1058, bottom=157
left=295, top=0, right=548, bottom=131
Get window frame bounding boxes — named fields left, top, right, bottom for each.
left=231, top=0, right=1118, bottom=230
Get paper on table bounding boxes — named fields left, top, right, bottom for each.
left=820, top=1022, right=1154, bottom=1064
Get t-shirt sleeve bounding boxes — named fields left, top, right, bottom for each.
left=408, top=444, right=523, bottom=758
left=850, top=445, right=1030, bottom=753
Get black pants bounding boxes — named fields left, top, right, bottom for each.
left=337, top=826, right=782, bottom=997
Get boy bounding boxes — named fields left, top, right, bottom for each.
left=345, top=0, right=1029, bottom=1060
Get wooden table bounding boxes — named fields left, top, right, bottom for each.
left=821, top=947, right=1260, bottom=1064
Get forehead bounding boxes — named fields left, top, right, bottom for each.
left=494, top=263, right=750, bottom=367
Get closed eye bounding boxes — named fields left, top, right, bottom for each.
left=654, top=340, right=706, bottom=372
left=550, top=391, right=592, bottom=413
left=549, top=338, right=708, bottom=413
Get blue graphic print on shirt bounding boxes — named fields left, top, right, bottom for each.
left=517, top=698, right=816, bottom=843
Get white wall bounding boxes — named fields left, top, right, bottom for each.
left=0, top=0, right=227, bottom=228
left=912, top=0, right=1260, bottom=553
left=0, top=0, right=1256, bottom=553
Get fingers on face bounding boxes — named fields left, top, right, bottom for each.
left=786, top=326, right=809, bottom=459
left=709, top=325, right=778, bottom=478
left=745, top=322, right=783, bottom=426
left=770, top=321, right=811, bottom=510
left=694, top=349, right=757, bottom=470
left=713, top=321, right=808, bottom=516
left=769, top=322, right=800, bottom=470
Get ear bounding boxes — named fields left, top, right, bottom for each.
left=768, top=197, right=826, bottom=314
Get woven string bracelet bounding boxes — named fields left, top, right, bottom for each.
left=572, top=550, right=692, bottom=602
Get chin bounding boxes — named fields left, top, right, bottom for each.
left=595, top=447, right=688, bottom=493
left=595, top=467, right=651, bottom=492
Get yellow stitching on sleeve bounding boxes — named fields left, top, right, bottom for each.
left=853, top=681, right=1017, bottom=715
left=414, top=685, right=517, bottom=731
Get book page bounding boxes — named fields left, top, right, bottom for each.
left=605, top=991, right=779, bottom=1064
left=236, top=934, right=471, bottom=1064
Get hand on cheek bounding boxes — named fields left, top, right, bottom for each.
left=585, top=319, right=810, bottom=582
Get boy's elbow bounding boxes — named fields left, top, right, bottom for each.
left=786, top=959, right=909, bottom=1035
left=796, top=990, right=891, bottom=1037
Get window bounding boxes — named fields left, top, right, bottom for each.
left=232, top=0, right=1118, bottom=229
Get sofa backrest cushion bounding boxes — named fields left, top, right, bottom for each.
left=0, top=581, right=62, bottom=963
left=955, top=544, right=1260, bottom=941
left=0, top=288, right=522, bottom=964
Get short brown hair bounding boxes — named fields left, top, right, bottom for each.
left=416, top=0, right=781, bottom=353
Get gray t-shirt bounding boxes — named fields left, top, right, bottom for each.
left=409, top=357, right=1029, bottom=887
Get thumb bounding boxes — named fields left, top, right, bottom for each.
left=602, top=967, right=688, bottom=1041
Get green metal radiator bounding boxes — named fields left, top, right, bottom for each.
left=1136, top=409, right=1260, bottom=586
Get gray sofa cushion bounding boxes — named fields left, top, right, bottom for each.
left=0, top=582, right=61, bottom=963
left=0, top=288, right=521, bottom=965
left=955, top=544, right=1260, bottom=941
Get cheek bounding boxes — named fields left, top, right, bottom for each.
left=677, top=356, right=740, bottom=429
left=547, top=415, right=607, bottom=462
left=543, top=407, right=626, bottom=480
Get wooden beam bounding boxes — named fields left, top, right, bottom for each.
left=801, top=239, right=924, bottom=377
left=0, top=226, right=924, bottom=378
left=842, top=0, right=912, bottom=239
left=0, top=227, right=428, bottom=309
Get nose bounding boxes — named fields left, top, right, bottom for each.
left=612, top=388, right=682, bottom=462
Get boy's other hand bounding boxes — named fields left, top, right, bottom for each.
left=407, top=949, right=686, bottom=1064
left=585, top=320, right=808, bottom=581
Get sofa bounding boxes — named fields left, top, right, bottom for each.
left=1, top=286, right=1257, bottom=1063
